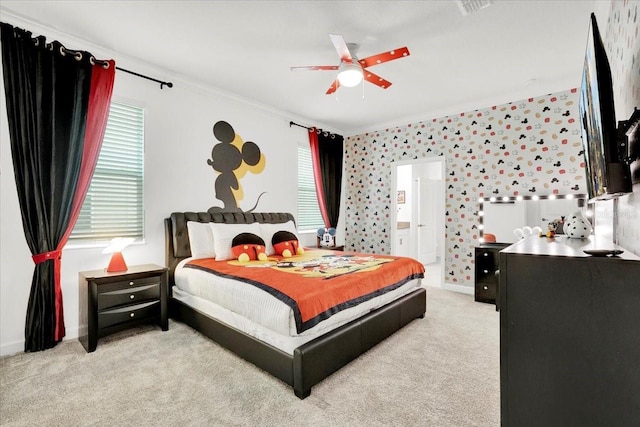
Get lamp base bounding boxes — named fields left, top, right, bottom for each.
left=106, top=252, right=128, bottom=272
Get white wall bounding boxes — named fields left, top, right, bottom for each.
left=0, top=17, right=319, bottom=355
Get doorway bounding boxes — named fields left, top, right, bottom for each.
left=391, top=157, right=445, bottom=288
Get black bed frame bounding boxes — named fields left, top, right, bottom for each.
left=164, top=211, right=427, bottom=399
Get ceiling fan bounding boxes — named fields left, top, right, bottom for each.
left=291, top=34, right=410, bottom=95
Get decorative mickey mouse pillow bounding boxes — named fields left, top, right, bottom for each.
left=231, top=232, right=267, bottom=262
left=272, top=230, right=304, bottom=258
left=210, top=222, right=262, bottom=261
left=260, top=221, right=299, bottom=255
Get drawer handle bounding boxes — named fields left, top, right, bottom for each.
left=129, top=281, right=134, bottom=286
left=129, top=295, right=135, bottom=300
left=483, top=269, right=489, bottom=273
left=130, top=312, right=135, bottom=318
left=483, top=253, right=488, bottom=257
left=483, top=286, right=488, bottom=290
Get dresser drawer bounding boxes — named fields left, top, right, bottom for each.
left=98, top=283, right=159, bottom=310
left=98, top=300, right=160, bottom=329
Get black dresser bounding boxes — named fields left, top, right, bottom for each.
left=499, top=236, right=640, bottom=426
left=474, top=243, right=509, bottom=305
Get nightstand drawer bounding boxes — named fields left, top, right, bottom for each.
left=475, top=265, right=498, bottom=283
left=98, top=300, right=160, bottom=329
left=476, top=250, right=499, bottom=270
left=475, top=281, right=496, bottom=302
left=97, top=275, right=161, bottom=293
left=98, top=283, right=160, bottom=310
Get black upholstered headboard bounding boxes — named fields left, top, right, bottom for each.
left=164, top=210, right=295, bottom=287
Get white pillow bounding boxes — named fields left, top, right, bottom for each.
left=187, top=221, right=216, bottom=259
left=260, top=221, right=299, bottom=255
left=210, top=222, right=263, bottom=261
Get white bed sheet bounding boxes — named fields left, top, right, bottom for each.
left=174, top=257, right=422, bottom=338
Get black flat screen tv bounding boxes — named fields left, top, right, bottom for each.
left=579, top=13, right=631, bottom=201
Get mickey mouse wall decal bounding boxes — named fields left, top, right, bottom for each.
left=207, top=121, right=266, bottom=212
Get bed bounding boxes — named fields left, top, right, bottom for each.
left=164, top=210, right=427, bottom=399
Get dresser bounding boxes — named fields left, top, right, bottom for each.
left=474, top=243, right=509, bottom=305
left=499, top=236, right=640, bottom=426
left=79, top=264, right=168, bottom=352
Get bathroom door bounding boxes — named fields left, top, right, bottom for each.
left=414, top=177, right=438, bottom=264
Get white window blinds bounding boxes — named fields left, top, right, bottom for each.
left=69, top=102, right=144, bottom=243
left=297, top=145, right=325, bottom=231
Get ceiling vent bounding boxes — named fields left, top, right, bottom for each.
left=456, top=0, right=493, bottom=16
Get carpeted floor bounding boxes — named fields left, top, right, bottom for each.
left=0, top=287, right=500, bottom=426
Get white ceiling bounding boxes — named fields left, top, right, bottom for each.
left=0, top=1, right=605, bottom=135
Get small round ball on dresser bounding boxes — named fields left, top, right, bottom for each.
left=563, top=212, right=593, bottom=239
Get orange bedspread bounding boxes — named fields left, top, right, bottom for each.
left=185, top=249, right=425, bottom=333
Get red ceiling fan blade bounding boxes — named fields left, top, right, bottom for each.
left=358, top=47, right=410, bottom=68
left=326, top=79, right=340, bottom=95
left=329, top=34, right=354, bottom=63
left=290, top=65, right=339, bottom=71
left=363, top=70, right=392, bottom=90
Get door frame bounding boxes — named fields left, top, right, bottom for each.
left=391, top=156, right=446, bottom=287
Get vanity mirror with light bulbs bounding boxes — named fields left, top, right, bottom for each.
left=474, top=193, right=590, bottom=306
left=478, top=193, right=590, bottom=244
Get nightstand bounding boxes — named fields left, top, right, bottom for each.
left=79, top=264, right=168, bottom=352
left=474, top=243, right=509, bottom=306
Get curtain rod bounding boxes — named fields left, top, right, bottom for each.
left=289, top=121, right=341, bottom=139
left=2, top=23, right=174, bottom=90
left=43, top=39, right=173, bottom=90
left=115, top=66, right=173, bottom=90
left=289, top=121, right=312, bottom=131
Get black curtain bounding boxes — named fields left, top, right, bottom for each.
left=1, top=23, right=92, bottom=351
left=317, top=132, right=343, bottom=228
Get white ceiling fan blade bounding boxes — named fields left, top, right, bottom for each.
left=329, top=34, right=353, bottom=63
left=290, top=65, right=339, bottom=71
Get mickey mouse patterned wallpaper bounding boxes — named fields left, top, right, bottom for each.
left=344, top=89, right=586, bottom=286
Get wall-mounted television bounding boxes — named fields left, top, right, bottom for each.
left=579, top=13, right=632, bottom=201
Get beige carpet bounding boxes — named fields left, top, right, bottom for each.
left=0, top=287, right=500, bottom=426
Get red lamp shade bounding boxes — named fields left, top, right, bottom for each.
left=102, top=237, right=135, bottom=272
left=106, top=251, right=128, bottom=272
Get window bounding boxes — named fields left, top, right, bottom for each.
left=69, top=102, right=144, bottom=244
left=297, top=145, right=324, bottom=231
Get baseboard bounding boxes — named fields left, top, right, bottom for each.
left=0, top=339, right=24, bottom=357
left=1, top=327, right=80, bottom=357
left=442, top=282, right=474, bottom=295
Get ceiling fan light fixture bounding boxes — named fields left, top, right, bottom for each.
left=337, top=62, right=363, bottom=87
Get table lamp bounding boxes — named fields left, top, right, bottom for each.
left=102, top=237, right=135, bottom=272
